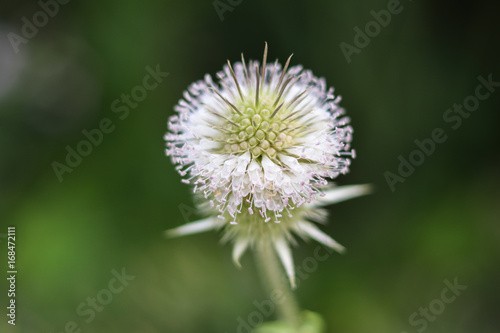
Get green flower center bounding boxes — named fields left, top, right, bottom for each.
left=222, top=103, right=296, bottom=158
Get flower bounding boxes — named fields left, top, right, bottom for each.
left=165, top=44, right=370, bottom=287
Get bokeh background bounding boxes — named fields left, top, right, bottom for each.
left=1, top=0, right=499, bottom=332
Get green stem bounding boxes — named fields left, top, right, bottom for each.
left=254, top=240, right=302, bottom=331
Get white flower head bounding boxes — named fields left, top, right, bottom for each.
left=165, top=44, right=371, bottom=287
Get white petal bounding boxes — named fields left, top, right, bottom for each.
left=248, top=160, right=264, bottom=187
left=297, top=221, right=345, bottom=253
left=165, top=217, right=220, bottom=238
left=236, top=151, right=251, bottom=174
left=273, top=238, right=296, bottom=289
left=232, top=238, right=250, bottom=268
left=313, top=184, right=372, bottom=207
left=261, top=155, right=282, bottom=183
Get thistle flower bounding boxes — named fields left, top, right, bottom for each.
left=165, top=44, right=370, bottom=287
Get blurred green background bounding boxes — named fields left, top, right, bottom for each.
left=1, top=0, right=499, bottom=332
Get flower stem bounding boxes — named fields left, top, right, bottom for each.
left=254, top=240, right=302, bottom=330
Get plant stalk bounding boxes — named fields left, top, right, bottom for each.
left=254, top=240, right=302, bottom=331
